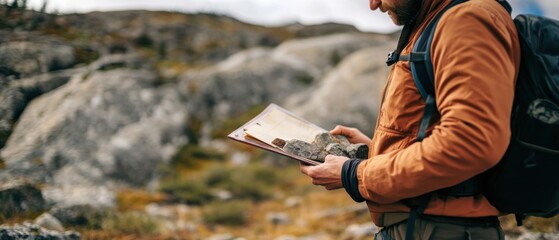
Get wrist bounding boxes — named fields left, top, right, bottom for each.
left=342, top=158, right=365, bottom=202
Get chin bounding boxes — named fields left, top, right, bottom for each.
left=388, top=14, right=402, bottom=25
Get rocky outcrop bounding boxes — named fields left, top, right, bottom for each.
left=0, top=67, right=188, bottom=192
left=179, top=33, right=389, bottom=139
left=0, top=41, right=75, bottom=79
left=180, top=47, right=311, bottom=125
left=0, top=223, right=80, bottom=240
left=286, top=43, right=394, bottom=132
left=0, top=54, right=148, bottom=148
left=273, top=33, right=390, bottom=79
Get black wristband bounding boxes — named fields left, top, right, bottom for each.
left=342, top=158, right=365, bottom=202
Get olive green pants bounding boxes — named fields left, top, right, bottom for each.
left=374, top=216, right=504, bottom=240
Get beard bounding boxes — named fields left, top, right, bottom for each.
left=392, top=0, right=422, bottom=25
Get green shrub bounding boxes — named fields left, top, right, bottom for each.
left=170, top=145, right=225, bottom=169
left=135, top=33, right=154, bottom=48
left=202, top=200, right=250, bottom=226
left=205, top=167, right=232, bottom=187
left=159, top=179, right=214, bottom=205
left=102, top=211, right=160, bottom=235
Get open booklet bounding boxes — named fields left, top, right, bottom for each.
left=228, top=104, right=327, bottom=166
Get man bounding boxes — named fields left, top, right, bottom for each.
left=299, top=0, right=520, bottom=239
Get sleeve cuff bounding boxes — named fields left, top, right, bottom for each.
left=342, top=158, right=365, bottom=202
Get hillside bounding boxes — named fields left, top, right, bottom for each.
left=1, top=3, right=557, bottom=240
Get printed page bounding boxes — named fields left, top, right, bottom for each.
left=244, top=107, right=326, bottom=147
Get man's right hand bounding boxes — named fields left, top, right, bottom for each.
left=330, top=125, right=371, bottom=145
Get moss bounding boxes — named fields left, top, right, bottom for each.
left=330, top=50, right=342, bottom=66
left=202, top=200, right=250, bottom=226
left=74, top=46, right=100, bottom=65
left=101, top=211, right=160, bottom=235
left=159, top=178, right=214, bottom=205
left=170, top=145, right=225, bottom=170
left=0, top=157, right=5, bottom=170
left=295, top=72, right=314, bottom=85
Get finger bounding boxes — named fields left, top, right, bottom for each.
left=330, top=125, right=350, bottom=137
left=299, top=163, right=312, bottom=176
left=329, top=125, right=344, bottom=135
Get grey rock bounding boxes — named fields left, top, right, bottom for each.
left=334, top=135, right=351, bottom=147
left=313, top=132, right=336, bottom=149
left=283, top=139, right=315, bottom=160
left=42, top=186, right=115, bottom=209
left=49, top=204, right=107, bottom=228
left=0, top=54, right=152, bottom=149
left=0, top=223, right=81, bottom=240
left=0, top=69, right=77, bottom=148
left=286, top=44, right=395, bottom=133
left=34, top=213, right=65, bottom=232
left=346, top=144, right=369, bottom=159
left=266, top=212, right=291, bottom=225
left=313, top=132, right=350, bottom=149
left=179, top=47, right=314, bottom=129
left=0, top=41, right=75, bottom=78
left=273, top=33, right=390, bottom=79
left=0, top=67, right=188, bottom=202
left=0, top=180, right=47, bottom=219
left=325, top=143, right=346, bottom=157
left=179, top=34, right=384, bottom=141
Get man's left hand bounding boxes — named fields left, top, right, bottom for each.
left=300, top=155, right=349, bottom=190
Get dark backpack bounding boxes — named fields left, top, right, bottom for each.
left=397, top=0, right=559, bottom=226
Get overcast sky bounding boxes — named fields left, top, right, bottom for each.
left=25, top=0, right=559, bottom=34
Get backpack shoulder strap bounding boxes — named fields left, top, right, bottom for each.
left=406, top=0, right=467, bottom=102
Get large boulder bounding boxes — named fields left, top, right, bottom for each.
left=180, top=47, right=312, bottom=123
left=0, top=67, right=188, bottom=192
left=286, top=44, right=394, bottom=133
left=272, top=33, right=390, bottom=79
left=0, top=54, right=147, bottom=149
left=179, top=33, right=389, bottom=133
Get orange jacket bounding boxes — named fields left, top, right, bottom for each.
left=357, top=0, right=521, bottom=226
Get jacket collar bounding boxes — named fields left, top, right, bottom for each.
left=414, top=0, right=452, bottom=28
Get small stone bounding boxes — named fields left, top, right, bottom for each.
left=34, top=213, right=64, bottom=232
left=266, top=212, right=291, bottom=225
left=325, top=143, right=347, bottom=157
left=283, top=139, right=314, bottom=159
left=346, top=143, right=369, bottom=159
left=333, top=135, right=351, bottom=147
left=272, top=138, right=286, bottom=148
left=313, top=132, right=334, bottom=149
left=308, top=145, right=328, bottom=162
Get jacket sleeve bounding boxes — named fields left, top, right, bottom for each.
left=355, top=4, right=520, bottom=204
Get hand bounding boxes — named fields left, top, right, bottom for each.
left=299, top=155, right=349, bottom=190
left=330, top=125, right=372, bottom=145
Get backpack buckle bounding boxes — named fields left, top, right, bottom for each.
left=386, top=51, right=400, bottom=66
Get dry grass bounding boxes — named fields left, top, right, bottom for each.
left=116, top=189, right=168, bottom=212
